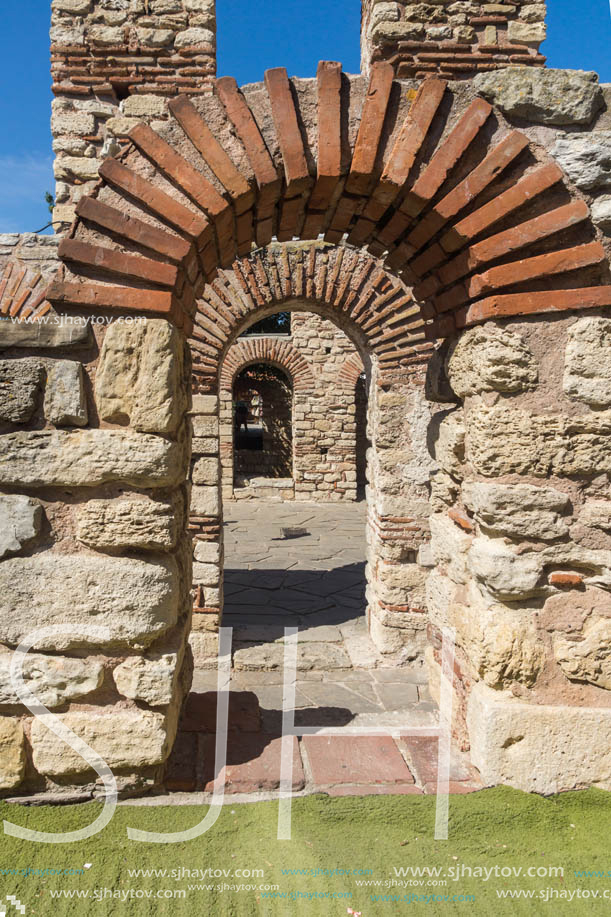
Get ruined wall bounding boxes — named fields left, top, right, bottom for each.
left=51, top=0, right=216, bottom=226
left=0, top=307, right=193, bottom=797
left=233, top=365, right=293, bottom=482
left=361, top=0, right=546, bottom=79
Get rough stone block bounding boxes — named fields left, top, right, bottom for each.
left=121, top=95, right=169, bottom=118
left=54, top=156, right=100, bottom=181
left=0, top=359, right=43, bottom=423
left=467, top=681, right=611, bottom=793
left=466, top=403, right=611, bottom=478
left=0, top=554, right=179, bottom=651
left=113, top=647, right=182, bottom=706
left=552, top=132, right=611, bottom=191
left=95, top=319, right=187, bottom=436
left=473, top=68, right=603, bottom=125
left=190, top=484, right=219, bottom=516
left=190, top=394, right=218, bottom=415
left=0, top=429, right=186, bottom=488
left=0, top=494, right=43, bottom=559
left=563, top=317, right=611, bottom=407
left=446, top=324, right=537, bottom=398
left=554, top=616, right=611, bottom=689
left=31, top=709, right=172, bottom=776
left=431, top=410, right=464, bottom=478
left=44, top=359, right=88, bottom=427
left=76, top=495, right=179, bottom=552
left=192, top=456, right=218, bottom=485
left=193, top=540, right=221, bottom=563
left=0, top=651, right=103, bottom=708
left=506, top=19, right=546, bottom=45
left=192, top=562, right=219, bottom=587
left=0, top=719, right=25, bottom=790
left=462, top=482, right=570, bottom=541
left=174, top=26, right=215, bottom=47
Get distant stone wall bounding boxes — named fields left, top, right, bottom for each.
left=51, top=0, right=216, bottom=226
left=361, top=0, right=546, bottom=79
left=217, top=314, right=367, bottom=503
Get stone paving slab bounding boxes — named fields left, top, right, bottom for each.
left=202, top=735, right=305, bottom=793
left=302, top=736, right=415, bottom=786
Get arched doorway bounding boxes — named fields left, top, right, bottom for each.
left=232, top=362, right=293, bottom=497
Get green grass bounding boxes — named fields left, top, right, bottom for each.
left=0, top=788, right=609, bottom=915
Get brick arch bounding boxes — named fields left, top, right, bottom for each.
left=220, top=337, right=315, bottom=394
left=47, top=63, right=611, bottom=350
left=337, top=353, right=366, bottom=387
left=191, top=242, right=422, bottom=391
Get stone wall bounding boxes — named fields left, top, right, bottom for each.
left=51, top=0, right=216, bottom=226
left=0, top=311, right=193, bottom=797
left=361, top=0, right=546, bottom=79
left=427, top=314, right=611, bottom=791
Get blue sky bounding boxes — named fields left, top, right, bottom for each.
left=0, top=0, right=610, bottom=233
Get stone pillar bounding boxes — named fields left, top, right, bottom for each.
left=426, top=318, right=611, bottom=792
left=366, top=369, right=441, bottom=660
left=189, top=393, right=223, bottom=666
left=51, top=0, right=217, bottom=226
left=361, top=0, right=546, bottom=79
left=0, top=315, right=193, bottom=797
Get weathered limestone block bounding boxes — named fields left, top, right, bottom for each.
left=51, top=110, right=96, bottom=136
left=193, top=540, right=221, bottom=563
left=54, top=156, right=100, bottom=181
left=552, top=132, right=611, bottom=191
left=430, top=471, right=460, bottom=512
left=430, top=512, right=472, bottom=585
left=0, top=652, right=103, bottom=707
left=192, top=457, right=218, bottom=485
left=554, top=617, right=611, bottom=689
left=466, top=403, right=611, bottom=477
left=507, top=19, right=546, bottom=45
left=468, top=681, right=611, bottom=793
left=368, top=608, right=426, bottom=655
left=192, top=562, right=219, bottom=586
left=427, top=573, right=545, bottom=686
left=0, top=495, right=43, bottom=559
left=591, top=197, right=611, bottom=232
left=0, top=429, right=186, bottom=488
left=95, top=320, right=187, bottom=435
left=0, top=719, right=25, bottom=790
left=564, top=317, right=611, bottom=407
left=446, top=324, right=538, bottom=398
left=432, top=410, right=465, bottom=478
left=189, top=631, right=219, bottom=665
left=136, top=27, right=174, bottom=46
left=462, top=482, right=570, bottom=541
left=31, top=709, right=172, bottom=776
left=122, top=95, right=168, bottom=117
left=53, top=0, right=92, bottom=12
left=76, top=495, right=179, bottom=552
left=192, top=415, right=218, bottom=437
left=190, top=485, right=219, bottom=516
left=0, top=317, right=91, bottom=350
left=113, top=645, right=183, bottom=707
left=174, top=26, right=215, bottom=47
left=0, top=360, right=43, bottom=423
left=579, top=501, right=611, bottom=532
left=44, top=359, right=87, bottom=427
left=376, top=562, right=426, bottom=605
left=191, top=394, right=218, bottom=415
left=473, top=69, right=603, bottom=125
left=88, top=25, right=125, bottom=45
left=0, top=554, right=179, bottom=651
left=468, top=534, right=545, bottom=600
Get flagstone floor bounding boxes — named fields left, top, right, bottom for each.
left=165, top=501, right=482, bottom=798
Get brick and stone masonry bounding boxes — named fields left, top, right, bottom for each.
left=0, top=0, right=610, bottom=797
